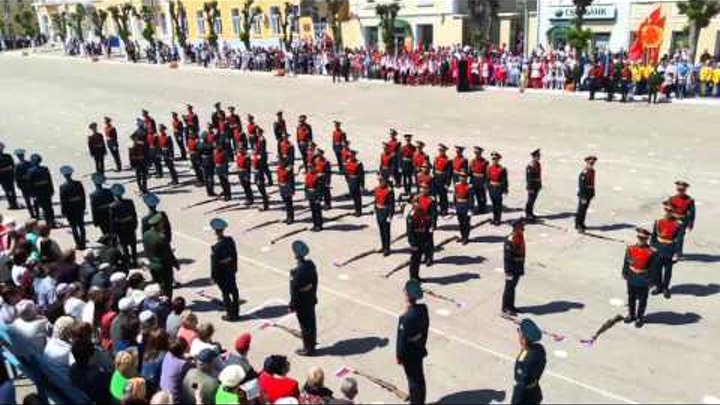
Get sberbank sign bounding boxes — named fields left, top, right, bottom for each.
left=551, top=4, right=617, bottom=21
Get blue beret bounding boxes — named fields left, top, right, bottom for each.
left=59, top=165, right=74, bottom=176
left=110, top=183, right=125, bottom=197
left=143, top=193, right=160, bottom=207
left=404, top=279, right=423, bottom=300
left=13, top=149, right=25, bottom=156
left=210, top=218, right=228, bottom=231
left=519, top=318, right=542, bottom=343
left=91, top=172, right=105, bottom=184
left=29, top=153, right=42, bottom=163
left=291, top=240, right=309, bottom=258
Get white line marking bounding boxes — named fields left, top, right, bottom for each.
left=609, top=298, right=624, bottom=307
left=260, top=246, right=271, bottom=252
left=435, top=309, right=451, bottom=317
left=702, top=395, right=720, bottom=404
left=553, top=350, right=569, bottom=359
left=494, top=267, right=504, bottom=273
left=175, top=231, right=638, bottom=404
left=338, top=274, right=350, bottom=281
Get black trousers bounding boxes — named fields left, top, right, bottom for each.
left=627, top=284, right=649, bottom=319
left=333, top=146, right=343, bottom=172
left=174, top=134, right=187, bottom=160
left=255, top=181, right=269, bottom=209
left=117, top=230, right=138, bottom=266
left=135, top=165, right=148, bottom=193
left=298, top=144, right=309, bottom=170
left=309, top=199, right=323, bottom=229
left=657, top=254, right=675, bottom=291
left=349, top=185, right=362, bottom=215
left=0, top=178, right=17, bottom=209
left=488, top=186, right=504, bottom=224
left=218, top=275, right=240, bottom=317
left=403, top=357, right=426, bottom=405
left=92, top=154, right=105, bottom=175
left=35, top=196, right=55, bottom=226
left=150, top=150, right=163, bottom=177
left=393, top=163, right=401, bottom=187
left=107, top=144, right=122, bottom=171
left=67, top=212, right=86, bottom=249
left=151, top=266, right=174, bottom=301
left=457, top=211, right=470, bottom=242
left=218, top=172, right=231, bottom=200
left=401, top=161, right=414, bottom=195
left=502, top=274, right=520, bottom=311
left=318, top=179, right=331, bottom=208
left=423, top=232, right=434, bottom=265
left=239, top=177, right=253, bottom=204
left=575, top=196, right=593, bottom=229
left=471, top=179, right=487, bottom=214
left=260, top=157, right=273, bottom=186
left=19, top=188, right=36, bottom=218
left=376, top=209, right=391, bottom=253
left=282, top=194, right=294, bottom=223
left=163, top=155, right=179, bottom=184
left=434, top=185, right=448, bottom=215
left=190, top=155, right=204, bottom=184
left=203, top=166, right=215, bottom=196
left=296, top=306, right=316, bottom=351
left=526, top=189, right=540, bottom=217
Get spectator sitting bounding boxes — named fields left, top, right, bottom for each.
left=330, top=377, right=358, bottom=404
left=181, top=348, right=220, bottom=404
left=299, top=367, right=334, bottom=404
left=258, top=355, right=299, bottom=403
left=215, top=365, right=247, bottom=405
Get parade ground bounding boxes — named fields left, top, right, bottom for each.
left=1, top=53, right=719, bottom=404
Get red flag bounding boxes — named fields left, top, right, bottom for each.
left=629, top=6, right=665, bottom=62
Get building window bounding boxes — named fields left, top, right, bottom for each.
left=363, top=26, right=378, bottom=47
left=591, top=33, right=610, bottom=51
left=252, top=14, right=262, bottom=35
left=214, top=15, right=222, bottom=35
left=671, top=31, right=689, bottom=52
left=270, top=6, right=281, bottom=35
left=231, top=8, right=241, bottom=35
left=196, top=10, right=205, bottom=36
left=416, top=24, right=433, bottom=49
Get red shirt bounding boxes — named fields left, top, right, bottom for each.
left=418, top=194, right=433, bottom=213
left=455, top=182, right=470, bottom=199
left=670, top=194, right=692, bottom=217
left=434, top=155, right=449, bottom=172
left=172, top=117, right=182, bottom=132
left=233, top=128, right=244, bottom=144
left=340, top=147, right=352, bottom=163
left=280, top=139, right=292, bottom=156
left=488, top=164, right=504, bottom=182
left=158, top=134, right=171, bottom=149
left=258, top=371, right=300, bottom=404
left=277, top=166, right=291, bottom=184
left=452, top=156, right=467, bottom=173
left=104, top=124, right=117, bottom=140
left=401, top=144, right=416, bottom=159
left=628, top=245, right=653, bottom=272
left=374, top=185, right=391, bottom=206
left=380, top=152, right=393, bottom=168
left=187, top=138, right=199, bottom=152
left=470, top=157, right=487, bottom=175
left=144, top=117, right=156, bottom=135
left=213, top=149, right=225, bottom=166
left=413, top=152, right=429, bottom=169
left=512, top=232, right=526, bottom=258
left=656, top=218, right=679, bottom=240
left=251, top=153, right=261, bottom=170
left=332, top=129, right=346, bottom=145
left=314, top=156, right=328, bottom=174
left=207, top=131, right=217, bottom=145
left=146, top=133, right=157, bottom=147
left=417, top=172, right=432, bottom=189
left=387, top=139, right=400, bottom=153
left=297, top=124, right=311, bottom=143
left=305, top=171, right=319, bottom=189
left=345, top=160, right=360, bottom=175
left=247, top=122, right=257, bottom=136
left=235, top=153, right=249, bottom=170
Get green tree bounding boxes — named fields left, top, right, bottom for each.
left=108, top=3, right=135, bottom=50
left=202, top=1, right=220, bottom=49
left=279, top=1, right=294, bottom=50
left=468, top=0, right=499, bottom=49
left=67, top=4, right=87, bottom=42
left=50, top=12, right=68, bottom=42
left=568, top=0, right=594, bottom=52
left=89, top=8, right=108, bottom=42
left=137, top=5, right=156, bottom=46
left=375, top=1, right=400, bottom=52
left=326, top=0, right=347, bottom=51
left=14, top=7, right=39, bottom=37
left=169, top=0, right=188, bottom=48
left=239, top=0, right=262, bottom=51
left=678, top=0, right=720, bottom=62
left=572, top=0, right=594, bottom=31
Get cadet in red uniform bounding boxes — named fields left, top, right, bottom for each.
left=387, top=129, right=402, bottom=186
left=187, top=131, right=204, bottom=185
left=400, top=134, right=416, bottom=195
left=575, top=156, right=597, bottom=233
left=374, top=176, right=395, bottom=256
left=314, top=149, right=332, bottom=209
left=214, top=144, right=231, bottom=201
left=87, top=122, right=107, bottom=175
left=277, top=160, right=295, bottom=224
left=503, top=218, right=526, bottom=316
left=412, top=141, right=430, bottom=193
left=273, top=111, right=287, bottom=157
left=407, top=196, right=431, bottom=280
left=525, top=149, right=542, bottom=220
left=211, top=102, right=225, bottom=130
left=145, top=120, right=162, bottom=178
left=142, top=109, right=157, bottom=135
left=227, top=106, right=241, bottom=145
left=486, top=151, right=508, bottom=226
left=296, top=115, right=313, bottom=171
left=379, top=142, right=396, bottom=185
left=344, top=150, right=365, bottom=216
left=254, top=127, right=273, bottom=186
left=128, top=138, right=148, bottom=193
left=278, top=132, right=295, bottom=168
left=183, top=104, right=200, bottom=135
left=231, top=118, right=248, bottom=153
left=157, top=125, right=179, bottom=185
left=251, top=148, right=269, bottom=210
left=103, top=117, right=122, bottom=171
left=246, top=114, right=258, bottom=150
left=170, top=112, right=187, bottom=161
left=432, top=144, right=452, bottom=216
left=620, top=63, right=632, bottom=102
left=234, top=144, right=253, bottom=205
left=588, top=62, right=604, bottom=101
left=469, top=146, right=488, bottom=214
left=305, top=165, right=323, bottom=231
left=331, top=121, right=347, bottom=172
left=340, top=140, right=353, bottom=169
left=452, top=146, right=469, bottom=184
left=669, top=180, right=695, bottom=259
left=651, top=202, right=681, bottom=299
left=622, top=227, right=657, bottom=328
left=454, top=172, right=473, bottom=244
left=418, top=185, right=438, bottom=266
left=416, top=163, right=433, bottom=192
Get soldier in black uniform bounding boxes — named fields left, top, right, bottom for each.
left=140, top=193, right=172, bottom=241
left=511, top=319, right=546, bottom=405
left=58, top=165, right=86, bottom=250
left=87, top=122, right=107, bottom=175
left=128, top=138, right=148, bottom=193
left=157, top=125, right=179, bottom=185
left=28, top=154, right=55, bottom=227
left=374, top=176, right=395, bottom=256
left=273, top=110, right=287, bottom=157
left=210, top=218, right=240, bottom=321
left=109, top=184, right=139, bottom=268
left=503, top=218, right=526, bottom=317
left=199, top=132, right=216, bottom=197
left=14, top=149, right=36, bottom=218
left=103, top=116, right=122, bottom=172
left=407, top=197, right=431, bottom=281
left=343, top=150, right=365, bottom=216
left=525, top=149, right=542, bottom=220
left=396, top=279, right=429, bottom=405
left=575, top=156, right=597, bottom=233
left=276, top=160, right=295, bottom=224
left=90, top=173, right=114, bottom=237
left=0, top=142, right=18, bottom=210
left=289, top=240, right=318, bottom=356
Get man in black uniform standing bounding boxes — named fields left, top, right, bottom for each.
left=503, top=218, right=526, bottom=317
left=87, top=122, right=107, bottom=175
left=343, top=150, right=365, bottom=216
left=109, top=184, right=139, bottom=268
left=289, top=240, right=318, bottom=356
left=276, top=160, right=295, bottom=224
left=58, top=165, right=86, bottom=250
left=396, top=279, right=429, bottom=405
left=90, top=173, right=114, bottom=238
left=103, top=116, right=122, bottom=172
left=525, top=149, right=542, bottom=221
left=0, top=142, right=18, bottom=210
left=14, top=149, right=36, bottom=218
left=575, top=156, right=597, bottom=233
left=128, top=137, right=148, bottom=193
left=210, top=218, right=240, bottom=321
left=511, top=319, right=546, bottom=405
left=28, top=154, right=55, bottom=227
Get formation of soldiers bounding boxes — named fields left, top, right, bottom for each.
left=0, top=100, right=698, bottom=405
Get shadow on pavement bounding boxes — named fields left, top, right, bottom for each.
left=422, top=272, right=480, bottom=286
left=468, top=235, right=506, bottom=244
left=179, top=277, right=212, bottom=288
left=539, top=211, right=575, bottom=221
left=435, top=255, right=486, bottom=266
left=242, top=305, right=290, bottom=321
left=644, top=311, right=702, bottom=326
left=435, top=389, right=506, bottom=404
left=518, top=300, right=585, bottom=316
left=317, top=336, right=389, bottom=357
left=586, top=222, right=635, bottom=232
left=670, top=283, right=720, bottom=297
left=682, top=253, right=720, bottom=263
left=324, top=223, right=368, bottom=232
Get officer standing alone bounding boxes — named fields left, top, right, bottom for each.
left=525, top=149, right=542, bottom=220
left=289, top=240, right=318, bottom=356
left=511, top=319, right=546, bottom=405
left=59, top=165, right=86, bottom=250
left=396, top=279, right=429, bottom=405
left=576, top=156, right=597, bottom=233
left=503, top=218, right=526, bottom=317
left=210, top=218, right=240, bottom=321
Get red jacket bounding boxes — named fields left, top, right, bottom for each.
left=258, top=372, right=300, bottom=404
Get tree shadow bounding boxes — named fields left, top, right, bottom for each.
left=317, top=336, right=389, bottom=357
left=242, top=305, right=289, bottom=321
left=435, top=389, right=506, bottom=404
left=644, top=311, right=702, bottom=326
left=682, top=253, right=720, bottom=263
left=469, top=235, right=506, bottom=244
left=518, top=300, right=585, bottom=316
left=435, top=255, right=486, bottom=266
left=586, top=223, right=635, bottom=232
left=670, top=283, right=720, bottom=297
left=422, top=272, right=480, bottom=286
left=324, top=223, right=368, bottom=232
